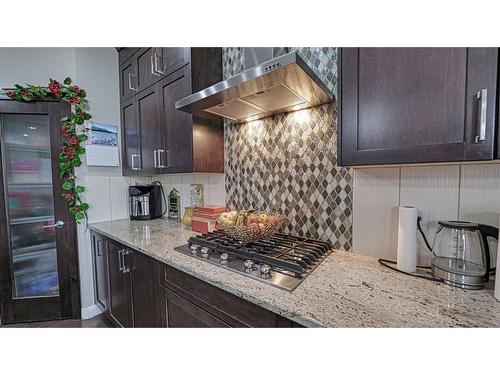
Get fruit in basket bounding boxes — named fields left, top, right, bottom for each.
left=234, top=210, right=256, bottom=226
left=265, top=215, right=277, bottom=224
left=247, top=213, right=260, bottom=224
left=259, top=213, right=268, bottom=223
left=218, top=212, right=233, bottom=224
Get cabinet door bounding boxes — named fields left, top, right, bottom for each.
left=136, top=84, right=162, bottom=173
left=160, top=47, right=189, bottom=77
left=118, top=47, right=139, bottom=65
left=120, top=98, right=141, bottom=174
left=135, top=47, right=164, bottom=92
left=119, top=59, right=137, bottom=102
left=158, top=66, right=194, bottom=173
left=340, top=48, right=498, bottom=165
left=91, top=231, right=108, bottom=311
left=107, top=241, right=133, bottom=327
left=131, top=250, right=159, bottom=327
left=163, top=287, right=230, bottom=328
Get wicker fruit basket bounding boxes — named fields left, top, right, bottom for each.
left=218, top=211, right=288, bottom=244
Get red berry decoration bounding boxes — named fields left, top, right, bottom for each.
left=1, top=77, right=91, bottom=224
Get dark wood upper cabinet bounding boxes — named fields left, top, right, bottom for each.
left=120, top=98, right=141, bottom=172
left=339, top=48, right=499, bottom=166
left=160, top=47, right=189, bottom=78
left=119, top=59, right=137, bottom=102
left=135, top=48, right=164, bottom=92
left=136, top=84, right=162, bottom=172
left=119, top=47, right=224, bottom=175
left=158, top=66, right=194, bottom=173
left=117, top=47, right=139, bottom=65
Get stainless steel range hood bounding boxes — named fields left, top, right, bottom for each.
left=175, top=50, right=334, bottom=123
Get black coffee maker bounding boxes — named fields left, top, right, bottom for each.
left=129, top=181, right=165, bottom=220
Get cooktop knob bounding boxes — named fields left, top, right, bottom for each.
left=260, top=264, right=272, bottom=279
left=200, top=247, right=209, bottom=258
left=189, top=244, right=200, bottom=255
left=220, top=252, right=229, bottom=265
left=244, top=259, right=254, bottom=273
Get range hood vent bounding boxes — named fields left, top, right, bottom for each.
left=175, top=51, right=334, bottom=123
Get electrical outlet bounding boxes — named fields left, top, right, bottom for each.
left=417, top=209, right=430, bottom=231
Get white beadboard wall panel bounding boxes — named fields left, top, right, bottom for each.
left=109, top=176, right=131, bottom=220
left=400, top=165, right=460, bottom=266
left=352, top=163, right=500, bottom=262
left=352, top=167, right=400, bottom=260
left=460, top=164, right=500, bottom=266
left=459, top=164, right=500, bottom=226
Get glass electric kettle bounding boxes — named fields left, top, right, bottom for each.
left=431, top=221, right=498, bottom=290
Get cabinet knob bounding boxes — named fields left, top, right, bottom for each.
left=244, top=259, right=254, bottom=273
left=200, top=247, right=209, bottom=258
left=190, top=244, right=200, bottom=255
left=260, top=264, right=272, bottom=279
left=220, top=252, right=229, bottom=265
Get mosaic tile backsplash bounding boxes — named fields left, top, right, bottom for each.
left=222, top=47, right=352, bottom=250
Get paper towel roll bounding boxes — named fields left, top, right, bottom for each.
left=495, top=216, right=500, bottom=301
left=397, top=206, right=417, bottom=273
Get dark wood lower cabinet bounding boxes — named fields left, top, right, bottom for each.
left=91, top=231, right=108, bottom=311
left=159, top=263, right=299, bottom=328
left=91, top=231, right=301, bottom=328
left=106, top=240, right=133, bottom=328
left=162, top=288, right=230, bottom=328
left=130, top=250, right=160, bottom=327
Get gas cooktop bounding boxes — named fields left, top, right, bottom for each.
left=174, top=231, right=333, bottom=291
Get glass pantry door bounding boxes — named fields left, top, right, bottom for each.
left=2, top=114, right=60, bottom=298
left=0, top=100, right=80, bottom=325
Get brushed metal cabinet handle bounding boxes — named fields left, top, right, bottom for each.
left=151, top=55, right=161, bottom=77
left=96, top=239, right=103, bottom=257
left=154, top=52, right=164, bottom=75
left=128, top=73, right=138, bottom=92
left=118, top=249, right=124, bottom=272
left=122, top=250, right=131, bottom=273
left=131, top=154, right=141, bottom=170
left=475, top=89, right=488, bottom=143
left=157, top=149, right=166, bottom=168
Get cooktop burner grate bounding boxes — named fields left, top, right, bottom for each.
left=174, top=230, right=333, bottom=291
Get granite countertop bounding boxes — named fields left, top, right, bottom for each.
left=89, top=218, right=500, bottom=327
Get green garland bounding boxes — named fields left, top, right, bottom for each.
left=1, top=77, right=90, bottom=224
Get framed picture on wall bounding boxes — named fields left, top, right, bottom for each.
left=85, top=121, right=120, bottom=167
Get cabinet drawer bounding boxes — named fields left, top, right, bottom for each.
left=164, top=288, right=230, bottom=328
left=159, top=264, right=294, bottom=327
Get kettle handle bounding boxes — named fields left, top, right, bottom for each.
left=478, top=224, right=498, bottom=281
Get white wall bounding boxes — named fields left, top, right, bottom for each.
left=1, top=47, right=226, bottom=318
left=0, top=48, right=76, bottom=87
left=352, top=162, right=500, bottom=267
